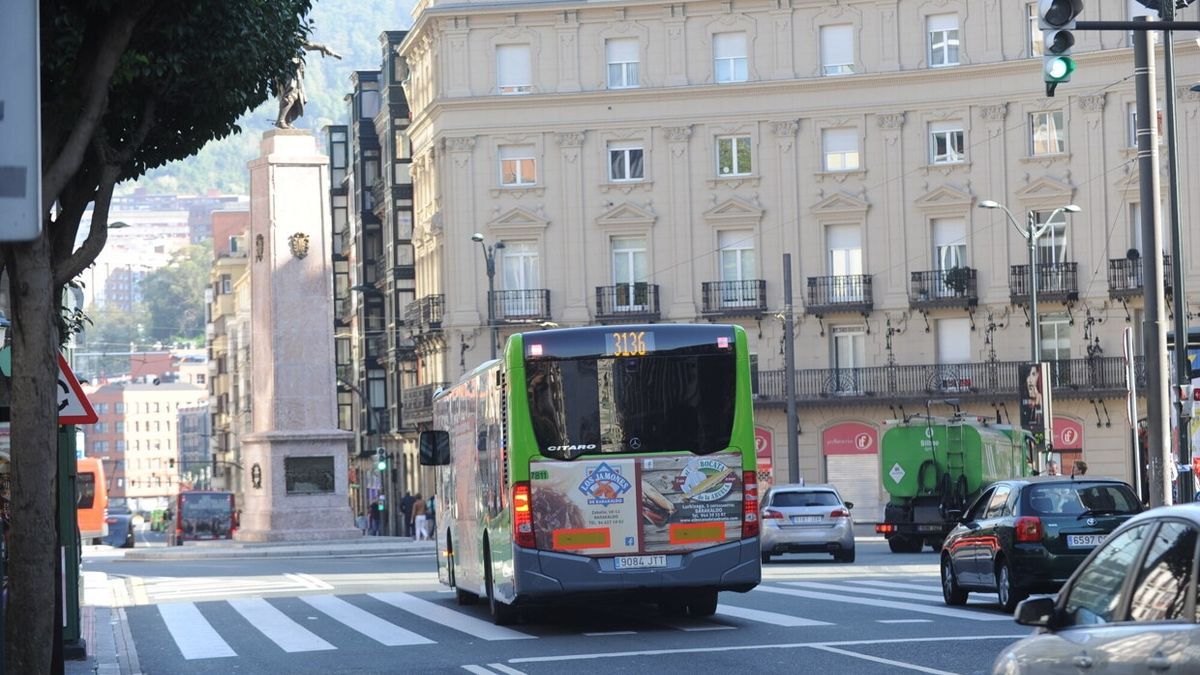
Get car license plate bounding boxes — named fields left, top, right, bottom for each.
left=614, top=555, right=667, bottom=570
left=1067, top=534, right=1107, bottom=549
left=791, top=515, right=821, bottom=524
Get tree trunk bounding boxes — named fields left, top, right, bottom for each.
left=4, top=231, right=62, bottom=674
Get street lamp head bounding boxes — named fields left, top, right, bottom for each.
left=471, top=233, right=484, bottom=243
left=1062, top=204, right=1081, bottom=213
left=494, top=241, right=506, bottom=250
left=978, top=200, right=1001, bottom=209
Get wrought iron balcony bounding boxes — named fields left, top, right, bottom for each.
left=806, top=275, right=873, bottom=315
left=910, top=268, right=978, bottom=309
left=595, top=284, right=660, bottom=322
left=753, top=356, right=1145, bottom=408
left=702, top=280, right=767, bottom=317
left=1009, top=262, right=1078, bottom=304
left=403, top=294, right=444, bottom=332
left=490, top=289, right=551, bottom=324
left=402, top=381, right=448, bottom=426
left=1108, top=256, right=1172, bottom=299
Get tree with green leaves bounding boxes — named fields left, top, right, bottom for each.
left=141, top=241, right=212, bottom=343
left=0, top=2, right=313, bottom=669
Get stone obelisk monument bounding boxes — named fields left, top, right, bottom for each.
left=236, top=129, right=358, bottom=541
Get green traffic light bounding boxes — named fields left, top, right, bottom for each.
left=1045, top=56, right=1075, bottom=81
left=377, top=460, right=387, bottom=471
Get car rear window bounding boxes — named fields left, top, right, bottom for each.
left=1026, top=483, right=1141, bottom=517
left=771, top=491, right=839, bottom=507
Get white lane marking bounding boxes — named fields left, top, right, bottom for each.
left=368, top=592, right=533, bottom=641
left=809, top=644, right=959, bottom=675
left=300, top=595, right=434, bottom=646
left=877, top=619, right=934, bottom=624
left=286, top=573, right=335, bottom=591
left=157, top=602, right=237, bottom=660
left=506, top=634, right=1027, bottom=664
left=788, top=581, right=949, bottom=603
left=487, top=664, right=527, bottom=675
left=716, top=604, right=833, bottom=627
left=227, top=598, right=335, bottom=653
left=846, top=579, right=946, bottom=594
left=655, top=618, right=737, bottom=632
left=462, top=666, right=496, bottom=674
left=755, top=585, right=1011, bottom=621
left=583, top=631, right=638, bottom=637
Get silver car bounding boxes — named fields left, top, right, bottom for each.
left=759, top=484, right=855, bottom=563
left=993, top=503, right=1200, bottom=674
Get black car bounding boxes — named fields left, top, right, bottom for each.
left=940, top=476, right=1141, bottom=612
left=102, top=504, right=136, bottom=549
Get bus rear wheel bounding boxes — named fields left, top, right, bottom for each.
left=688, top=590, right=719, bottom=618
left=484, top=545, right=519, bottom=626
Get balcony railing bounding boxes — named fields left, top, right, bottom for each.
left=754, top=356, right=1145, bottom=407
left=806, top=275, right=873, bottom=315
left=910, top=268, right=978, bottom=309
left=402, top=382, right=448, bottom=425
left=595, top=284, right=660, bottom=322
left=490, top=289, right=551, bottom=324
left=1108, top=256, right=1172, bottom=299
left=404, top=294, right=444, bottom=332
left=702, top=280, right=767, bottom=316
left=1009, top=262, right=1078, bottom=304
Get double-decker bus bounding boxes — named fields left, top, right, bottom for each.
left=420, top=323, right=760, bottom=625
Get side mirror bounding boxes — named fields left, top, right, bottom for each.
left=419, top=430, right=450, bottom=466
left=844, top=501, right=854, bottom=510
left=1013, top=596, right=1057, bottom=627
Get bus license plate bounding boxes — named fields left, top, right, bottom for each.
left=1067, top=534, right=1107, bottom=549
left=614, top=555, right=667, bottom=570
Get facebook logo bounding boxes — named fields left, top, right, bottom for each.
left=625, top=537, right=635, bottom=546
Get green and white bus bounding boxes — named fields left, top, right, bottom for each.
left=420, top=323, right=761, bottom=624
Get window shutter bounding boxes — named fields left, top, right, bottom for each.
left=820, top=25, right=853, bottom=65
left=714, top=32, right=747, bottom=59
left=497, top=44, right=531, bottom=88
left=823, top=128, right=857, bottom=154
left=826, top=224, right=861, bottom=250
left=932, top=219, right=966, bottom=249
left=928, top=14, right=957, bottom=32
left=606, top=38, right=638, bottom=63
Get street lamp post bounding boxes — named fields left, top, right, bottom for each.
left=471, top=233, right=506, bottom=360
left=978, top=201, right=1080, bottom=362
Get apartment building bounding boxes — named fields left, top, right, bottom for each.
left=119, top=382, right=207, bottom=508
left=393, top=0, right=1200, bottom=520
left=207, top=222, right=249, bottom=496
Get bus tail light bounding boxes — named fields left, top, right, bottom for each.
left=1015, top=516, right=1043, bottom=543
left=513, top=481, right=535, bottom=548
left=742, top=471, right=759, bottom=538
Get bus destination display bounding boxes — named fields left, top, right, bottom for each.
left=605, top=330, right=655, bottom=357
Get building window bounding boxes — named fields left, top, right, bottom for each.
left=718, top=231, right=757, bottom=308
left=116, top=441, right=125, bottom=452
left=500, top=242, right=542, bottom=317
left=1127, top=102, right=1163, bottom=148
left=1030, top=111, right=1065, bottom=156
left=820, top=24, right=855, bottom=76
left=831, top=326, right=866, bottom=393
left=1033, top=209, right=1069, bottom=264
left=1040, top=314, right=1072, bottom=360
left=611, top=237, right=649, bottom=311
left=715, top=136, right=752, bottom=177
left=606, top=38, right=639, bottom=89
left=936, top=318, right=971, bottom=365
left=116, top=422, right=124, bottom=433
left=1028, top=3, right=1043, bottom=57
left=713, top=32, right=748, bottom=83
left=608, top=142, right=644, bottom=182
left=929, top=122, right=965, bottom=164
left=928, top=14, right=960, bottom=67
left=96, top=403, right=108, bottom=414
left=496, top=44, right=532, bottom=94
left=220, top=274, right=232, bottom=294
left=499, top=145, right=536, bottom=186
left=1127, top=0, right=1159, bottom=46
left=822, top=128, right=859, bottom=172
left=932, top=219, right=967, bottom=271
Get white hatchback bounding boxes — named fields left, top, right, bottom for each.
left=759, top=484, right=855, bottom=563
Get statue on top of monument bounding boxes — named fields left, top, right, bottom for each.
left=274, top=40, right=343, bottom=130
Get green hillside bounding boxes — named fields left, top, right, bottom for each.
left=124, top=0, right=414, bottom=196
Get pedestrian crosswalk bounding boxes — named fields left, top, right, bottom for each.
left=131, top=576, right=1015, bottom=662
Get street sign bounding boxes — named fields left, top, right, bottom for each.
left=0, top=0, right=43, bottom=241
left=57, top=352, right=97, bottom=424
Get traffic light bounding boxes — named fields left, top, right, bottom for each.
left=375, top=447, right=387, bottom=472
left=1039, top=0, right=1084, bottom=97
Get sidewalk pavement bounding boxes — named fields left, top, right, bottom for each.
left=121, top=535, right=437, bottom=561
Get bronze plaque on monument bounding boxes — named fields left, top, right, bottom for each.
left=284, top=456, right=336, bottom=495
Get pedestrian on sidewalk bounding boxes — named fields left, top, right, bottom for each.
left=400, top=492, right=415, bottom=538
left=368, top=502, right=381, bottom=536
left=354, top=511, right=367, bottom=535
left=412, top=493, right=427, bottom=541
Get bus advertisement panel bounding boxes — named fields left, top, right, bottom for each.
left=421, top=323, right=760, bottom=625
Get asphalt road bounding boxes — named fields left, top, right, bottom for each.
left=83, top=537, right=1031, bottom=674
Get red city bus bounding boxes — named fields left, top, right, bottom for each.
left=171, top=491, right=237, bottom=545
left=76, top=457, right=109, bottom=544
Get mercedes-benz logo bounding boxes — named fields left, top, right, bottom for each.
left=1086, top=517, right=1096, bottom=526
left=629, top=438, right=642, bottom=450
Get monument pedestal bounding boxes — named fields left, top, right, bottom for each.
left=235, top=129, right=359, bottom=542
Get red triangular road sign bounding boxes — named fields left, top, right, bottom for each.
left=57, top=352, right=97, bottom=424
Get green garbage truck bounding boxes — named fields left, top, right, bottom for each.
left=876, top=413, right=1033, bottom=553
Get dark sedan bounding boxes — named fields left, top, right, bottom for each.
left=941, top=476, right=1141, bottom=612
left=102, top=505, right=136, bottom=549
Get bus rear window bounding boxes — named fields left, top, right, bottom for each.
left=527, top=352, right=736, bottom=460
left=77, top=472, right=96, bottom=509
